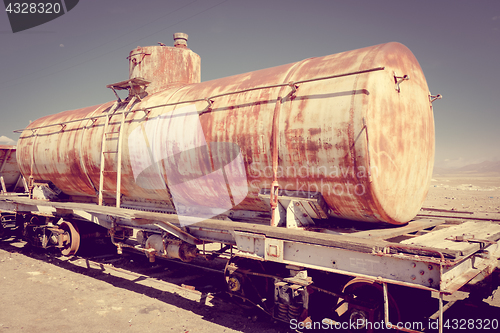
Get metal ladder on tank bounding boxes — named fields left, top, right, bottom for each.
left=98, top=96, right=137, bottom=207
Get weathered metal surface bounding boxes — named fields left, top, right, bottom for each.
left=17, top=103, right=114, bottom=197
left=16, top=41, right=434, bottom=225
left=128, top=34, right=200, bottom=94
left=0, top=145, right=24, bottom=193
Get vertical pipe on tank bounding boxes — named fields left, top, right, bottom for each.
left=173, top=32, right=188, bottom=48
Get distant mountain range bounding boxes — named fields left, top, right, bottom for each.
left=434, top=160, right=500, bottom=175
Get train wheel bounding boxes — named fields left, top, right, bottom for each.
left=224, top=256, right=271, bottom=311
left=59, top=221, right=80, bottom=256
left=0, top=217, right=4, bottom=238
left=0, top=214, right=14, bottom=238
left=338, top=278, right=400, bottom=331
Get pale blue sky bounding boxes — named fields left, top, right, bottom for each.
left=1, top=0, right=499, bottom=168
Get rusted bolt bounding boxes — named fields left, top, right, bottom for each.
left=428, top=278, right=433, bottom=285
left=295, top=202, right=300, bottom=206
left=428, top=265, right=433, bottom=270
left=420, top=270, right=425, bottom=276
left=410, top=275, right=416, bottom=280
left=411, top=263, right=416, bottom=268
left=303, top=213, right=308, bottom=217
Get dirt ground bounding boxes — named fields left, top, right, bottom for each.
left=423, top=174, right=500, bottom=214
left=1, top=174, right=500, bottom=332
left=0, top=242, right=282, bottom=333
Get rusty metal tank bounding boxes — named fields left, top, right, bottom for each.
left=16, top=34, right=435, bottom=225
left=128, top=33, right=200, bottom=94
left=0, top=145, right=25, bottom=194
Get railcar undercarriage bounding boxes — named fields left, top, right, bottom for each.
left=2, top=196, right=500, bottom=333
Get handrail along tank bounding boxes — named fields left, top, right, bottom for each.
left=16, top=34, right=435, bottom=225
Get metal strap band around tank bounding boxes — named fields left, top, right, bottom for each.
left=116, top=97, right=138, bottom=208
left=269, top=82, right=299, bottom=227
left=13, top=66, right=385, bottom=133
left=269, top=97, right=282, bottom=226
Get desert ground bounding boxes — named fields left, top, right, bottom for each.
left=423, top=173, right=500, bottom=215
left=1, top=172, right=499, bottom=332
